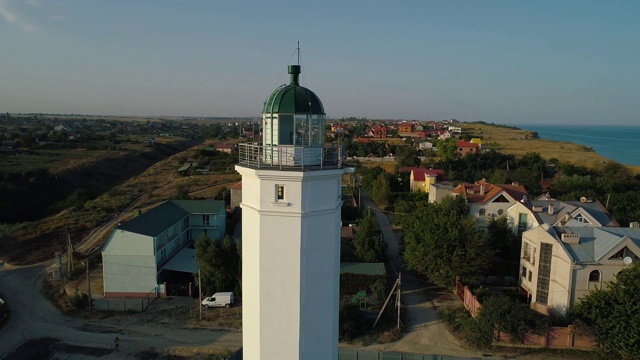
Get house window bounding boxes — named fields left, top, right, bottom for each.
left=521, top=265, right=527, bottom=279
left=202, top=214, right=210, bottom=225
left=528, top=270, right=532, bottom=282
left=276, top=185, right=285, bottom=201
left=517, top=213, right=528, bottom=237
left=479, top=208, right=486, bottom=216
left=535, top=243, right=553, bottom=306
left=574, top=214, right=589, bottom=224
left=609, top=247, right=638, bottom=260
left=497, top=209, right=504, bottom=216
left=588, top=270, right=601, bottom=282
left=523, top=242, right=532, bottom=263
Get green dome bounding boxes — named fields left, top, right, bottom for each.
left=262, top=65, right=325, bottom=115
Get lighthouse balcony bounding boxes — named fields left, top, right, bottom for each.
left=238, top=143, right=345, bottom=170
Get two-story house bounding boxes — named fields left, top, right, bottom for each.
left=507, top=199, right=619, bottom=238
left=519, top=222, right=640, bottom=316
left=452, top=180, right=528, bottom=226
left=399, top=167, right=445, bottom=193
left=456, top=140, right=480, bottom=157
left=102, top=199, right=226, bottom=298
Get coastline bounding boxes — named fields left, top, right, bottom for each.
left=515, top=124, right=640, bottom=167
left=465, top=123, right=640, bottom=174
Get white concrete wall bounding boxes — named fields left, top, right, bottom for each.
left=547, top=249, right=571, bottom=315
left=236, top=165, right=342, bottom=360
left=507, top=202, right=539, bottom=235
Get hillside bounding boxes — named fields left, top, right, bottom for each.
left=0, top=139, right=240, bottom=265
left=463, top=122, right=640, bottom=173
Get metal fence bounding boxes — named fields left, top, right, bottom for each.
left=338, top=349, right=479, bottom=360
left=226, top=348, right=480, bottom=360
left=92, top=288, right=156, bottom=312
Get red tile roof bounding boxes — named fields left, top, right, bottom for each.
left=452, top=180, right=528, bottom=204
left=456, top=140, right=480, bottom=148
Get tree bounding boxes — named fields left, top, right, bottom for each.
left=571, top=263, right=640, bottom=359
left=370, top=173, right=391, bottom=209
left=395, top=145, right=420, bottom=167
left=436, top=138, right=458, bottom=162
left=195, top=234, right=240, bottom=295
left=478, top=295, right=548, bottom=344
left=402, top=196, right=491, bottom=287
left=353, top=213, right=381, bottom=262
left=175, top=183, right=191, bottom=200
left=486, top=217, right=520, bottom=261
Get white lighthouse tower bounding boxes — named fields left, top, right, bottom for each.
left=236, top=61, right=350, bottom=360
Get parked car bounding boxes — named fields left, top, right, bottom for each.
left=201, top=292, right=234, bottom=308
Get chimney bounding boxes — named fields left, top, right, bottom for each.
left=561, top=233, right=580, bottom=244
left=630, top=221, right=640, bottom=228
left=480, top=185, right=485, bottom=196
left=548, top=203, right=554, bottom=215
left=564, top=212, right=572, bottom=222
left=512, top=181, right=519, bottom=186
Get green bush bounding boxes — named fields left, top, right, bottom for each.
left=339, top=301, right=366, bottom=342
left=340, top=273, right=386, bottom=296
left=68, top=290, right=88, bottom=309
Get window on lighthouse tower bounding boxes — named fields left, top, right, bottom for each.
left=276, top=185, right=285, bottom=200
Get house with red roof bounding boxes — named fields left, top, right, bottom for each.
left=456, top=140, right=480, bottom=156
left=367, top=123, right=387, bottom=138
left=400, top=167, right=445, bottom=193
left=452, top=179, right=529, bottom=226
left=398, top=121, right=414, bottom=135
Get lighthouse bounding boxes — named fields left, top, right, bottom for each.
left=236, top=62, right=350, bottom=359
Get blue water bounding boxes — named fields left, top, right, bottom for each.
left=514, top=124, right=640, bottom=167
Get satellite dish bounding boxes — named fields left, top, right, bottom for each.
left=623, top=256, right=633, bottom=265
left=580, top=197, right=587, bottom=203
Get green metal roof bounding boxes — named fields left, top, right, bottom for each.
left=263, top=65, right=325, bottom=115
left=340, top=262, right=386, bottom=276
left=117, top=199, right=225, bottom=237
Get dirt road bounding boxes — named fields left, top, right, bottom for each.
left=358, top=191, right=485, bottom=359
left=0, top=263, right=241, bottom=359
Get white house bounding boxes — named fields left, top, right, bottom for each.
left=452, top=180, right=528, bottom=226
left=519, top=223, right=640, bottom=316
left=102, top=199, right=226, bottom=298
left=507, top=198, right=619, bottom=237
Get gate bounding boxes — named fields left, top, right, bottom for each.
left=165, top=282, right=191, bottom=297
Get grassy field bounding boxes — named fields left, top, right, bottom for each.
left=464, top=123, right=640, bottom=173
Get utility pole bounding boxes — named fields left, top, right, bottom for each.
left=66, top=229, right=74, bottom=275
left=198, top=269, right=202, bottom=320
left=85, top=245, right=101, bottom=311
left=86, top=259, right=91, bottom=310
left=397, top=273, right=402, bottom=329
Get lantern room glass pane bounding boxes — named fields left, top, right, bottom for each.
left=295, top=115, right=308, bottom=145
left=310, top=115, right=323, bottom=145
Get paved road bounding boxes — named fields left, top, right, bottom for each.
left=358, top=191, right=484, bottom=359
left=0, top=262, right=241, bottom=359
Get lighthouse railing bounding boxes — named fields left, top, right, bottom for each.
left=238, top=143, right=344, bottom=170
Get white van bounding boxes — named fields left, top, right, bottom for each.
left=201, top=292, right=235, bottom=308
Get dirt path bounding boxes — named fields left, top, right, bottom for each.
left=357, top=191, right=485, bottom=358
left=0, top=263, right=241, bottom=359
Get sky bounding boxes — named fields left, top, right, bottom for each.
left=1, top=1, right=639, bottom=125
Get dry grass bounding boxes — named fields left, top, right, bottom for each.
left=464, top=123, right=640, bottom=174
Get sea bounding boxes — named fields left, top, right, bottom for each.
left=513, top=124, right=640, bottom=167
